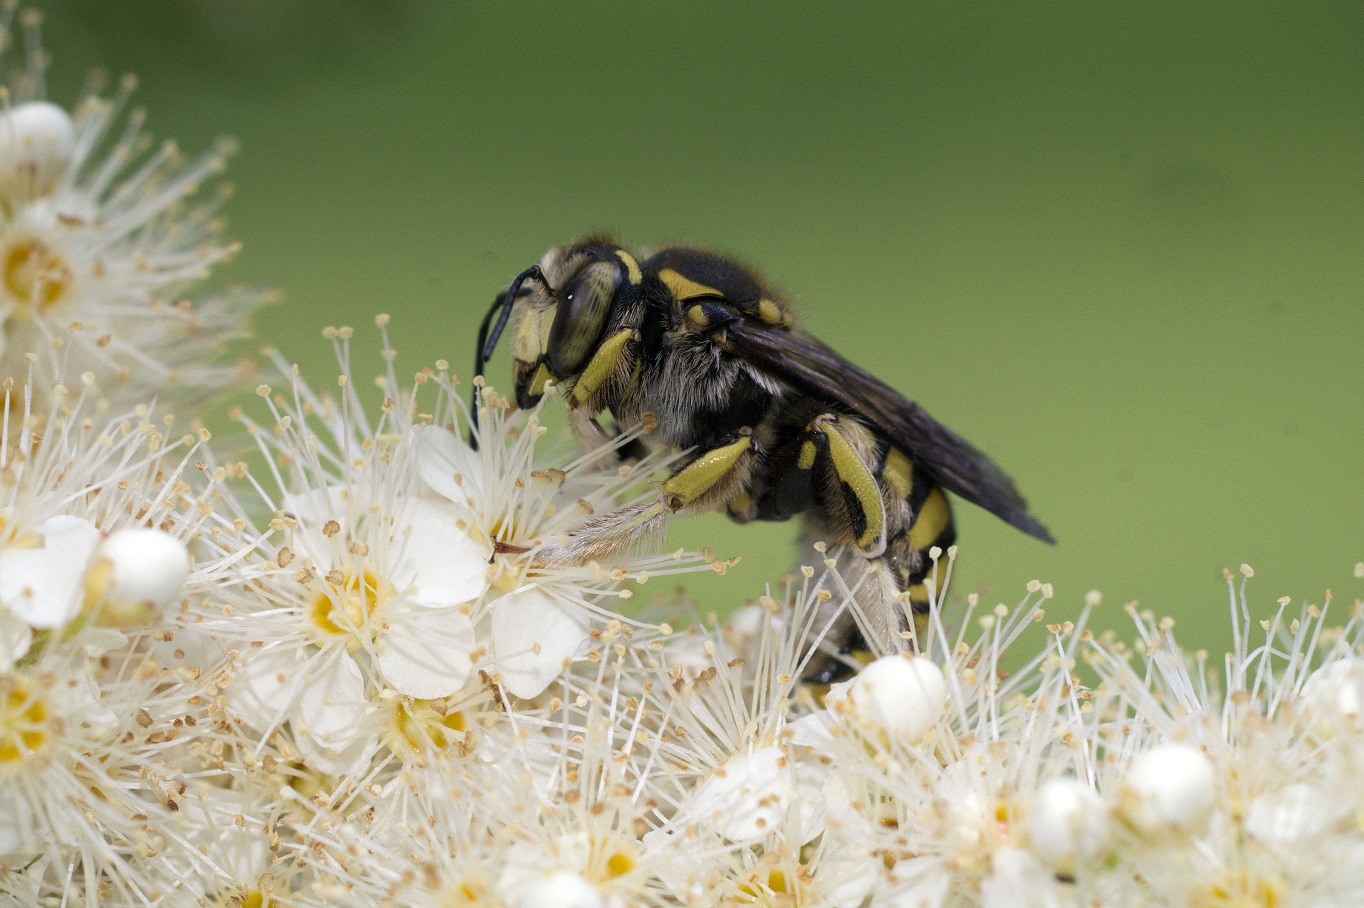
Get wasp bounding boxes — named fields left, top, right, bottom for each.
left=474, top=237, right=1053, bottom=681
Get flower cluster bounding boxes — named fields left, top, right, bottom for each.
left=4, top=13, right=1364, bottom=907
left=0, top=6, right=268, bottom=413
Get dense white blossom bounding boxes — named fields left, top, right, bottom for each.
left=3, top=12, right=1364, bottom=906
left=0, top=7, right=268, bottom=412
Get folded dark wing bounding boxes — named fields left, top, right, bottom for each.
left=717, top=320, right=1054, bottom=543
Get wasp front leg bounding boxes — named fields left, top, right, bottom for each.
left=560, top=326, right=653, bottom=466
left=533, top=431, right=757, bottom=568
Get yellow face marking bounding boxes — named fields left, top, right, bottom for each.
left=527, top=363, right=554, bottom=398
left=685, top=304, right=709, bottom=328
left=881, top=448, right=914, bottom=499
left=615, top=249, right=642, bottom=285
left=908, top=487, right=951, bottom=552
left=820, top=421, right=885, bottom=552
left=661, top=436, right=751, bottom=510
left=511, top=302, right=555, bottom=364
left=658, top=267, right=722, bottom=302
left=569, top=328, right=633, bottom=405
left=756, top=297, right=785, bottom=325
left=797, top=440, right=817, bottom=470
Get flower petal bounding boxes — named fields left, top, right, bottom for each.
left=0, top=609, right=32, bottom=670
left=417, top=426, right=483, bottom=505
left=234, top=646, right=305, bottom=729
left=395, top=497, right=491, bottom=606
left=299, top=651, right=368, bottom=755
left=0, top=515, right=101, bottom=628
left=377, top=604, right=475, bottom=698
left=491, top=588, right=587, bottom=699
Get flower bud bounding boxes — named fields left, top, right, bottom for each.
left=1300, top=658, right=1364, bottom=739
left=512, top=871, right=604, bottom=908
left=829, top=654, right=946, bottom=743
left=1026, top=777, right=1109, bottom=876
left=0, top=101, right=75, bottom=200
left=1119, top=742, right=1216, bottom=835
left=83, top=528, right=190, bottom=628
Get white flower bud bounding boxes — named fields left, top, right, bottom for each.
left=1119, top=742, right=1216, bottom=835
left=511, top=871, right=604, bottom=908
left=829, top=654, right=946, bottom=743
left=691, top=746, right=792, bottom=843
left=0, top=101, right=75, bottom=200
left=83, top=528, right=190, bottom=627
left=1300, top=658, right=1364, bottom=739
left=1026, top=777, right=1109, bottom=876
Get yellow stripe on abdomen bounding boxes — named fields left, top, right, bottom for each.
left=907, top=487, right=950, bottom=552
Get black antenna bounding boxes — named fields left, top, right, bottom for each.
left=469, top=264, right=552, bottom=448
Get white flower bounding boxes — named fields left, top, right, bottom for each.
left=418, top=400, right=705, bottom=700
left=1244, top=783, right=1335, bottom=844
left=490, top=585, right=588, bottom=698
left=0, top=371, right=217, bottom=646
left=281, top=490, right=484, bottom=700
left=1300, top=656, right=1364, bottom=738
left=0, top=652, right=207, bottom=902
left=0, top=15, right=266, bottom=408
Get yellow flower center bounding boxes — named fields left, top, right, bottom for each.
left=584, top=835, right=639, bottom=884
left=439, top=873, right=498, bottom=906
left=732, top=865, right=805, bottom=906
left=2, top=235, right=72, bottom=314
left=384, top=698, right=470, bottom=757
left=308, top=570, right=385, bottom=644
left=0, top=674, right=51, bottom=765
left=1198, top=870, right=1286, bottom=908
left=483, top=517, right=533, bottom=594
left=214, top=890, right=277, bottom=908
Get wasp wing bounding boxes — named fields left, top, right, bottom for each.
left=717, top=320, right=1055, bottom=544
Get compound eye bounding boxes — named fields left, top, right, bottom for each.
left=546, top=259, right=620, bottom=377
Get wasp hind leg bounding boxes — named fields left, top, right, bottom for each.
left=788, top=414, right=901, bottom=684
left=532, top=431, right=758, bottom=568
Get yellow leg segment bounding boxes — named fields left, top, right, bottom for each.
left=569, top=328, right=634, bottom=406
left=814, top=416, right=886, bottom=556
left=661, top=436, right=751, bottom=511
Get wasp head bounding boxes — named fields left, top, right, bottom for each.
left=476, top=238, right=635, bottom=409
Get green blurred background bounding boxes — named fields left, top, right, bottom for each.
left=38, top=1, right=1364, bottom=649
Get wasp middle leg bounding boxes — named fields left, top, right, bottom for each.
left=532, top=430, right=758, bottom=568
